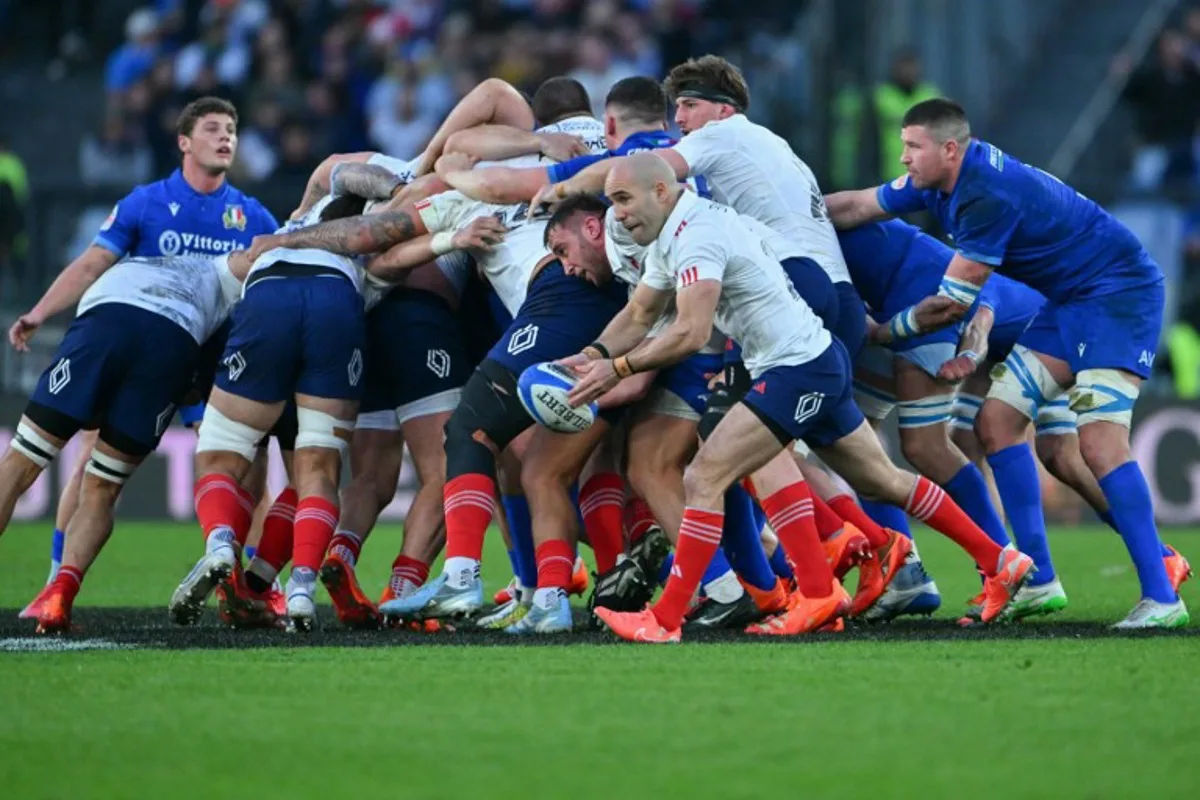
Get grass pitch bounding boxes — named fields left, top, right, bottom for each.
left=1, top=522, right=1198, bottom=799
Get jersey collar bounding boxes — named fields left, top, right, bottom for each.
left=169, top=168, right=231, bottom=200
left=655, top=188, right=702, bottom=249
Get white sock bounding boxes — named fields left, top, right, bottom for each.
left=289, top=566, right=316, bottom=589
left=533, top=587, right=566, bottom=611
left=443, top=557, right=480, bottom=589
left=329, top=529, right=362, bottom=567
left=703, top=569, right=744, bottom=604
left=517, top=584, right=535, bottom=605
left=206, top=527, right=235, bottom=554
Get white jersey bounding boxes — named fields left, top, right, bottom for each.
left=78, top=254, right=242, bottom=344
left=367, top=152, right=420, bottom=185
left=672, top=114, right=850, bottom=284
left=248, top=193, right=365, bottom=294
left=637, top=191, right=831, bottom=377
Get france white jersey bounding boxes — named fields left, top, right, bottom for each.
left=638, top=191, right=831, bottom=377
left=366, top=152, right=420, bottom=185
left=248, top=193, right=366, bottom=293
left=77, top=254, right=242, bottom=345
left=672, top=114, right=851, bottom=284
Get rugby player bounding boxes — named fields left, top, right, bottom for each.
left=3, top=252, right=246, bottom=631
left=565, top=154, right=1035, bottom=642
left=827, top=98, right=1189, bottom=628
left=9, top=97, right=276, bottom=590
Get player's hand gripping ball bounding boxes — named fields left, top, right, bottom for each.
left=517, top=362, right=599, bottom=433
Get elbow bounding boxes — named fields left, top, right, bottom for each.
left=444, top=130, right=471, bottom=156
left=681, top=323, right=711, bottom=354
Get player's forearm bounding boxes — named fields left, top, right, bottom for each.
left=31, top=246, right=117, bottom=319
left=445, top=167, right=545, bottom=205
left=620, top=318, right=708, bottom=374
left=824, top=189, right=887, bottom=230
left=445, top=125, right=543, bottom=161
left=419, top=79, right=536, bottom=175
left=292, top=153, right=371, bottom=220
left=330, top=162, right=403, bottom=201
left=269, top=209, right=425, bottom=255
left=593, top=306, right=654, bottom=358
left=958, top=306, right=993, bottom=362
left=366, top=236, right=440, bottom=281
left=559, top=159, right=616, bottom=197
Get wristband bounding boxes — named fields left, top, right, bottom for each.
left=584, top=342, right=609, bottom=360
left=958, top=349, right=981, bottom=365
left=613, top=356, right=635, bottom=378
left=887, top=307, right=922, bottom=341
left=431, top=230, right=455, bottom=256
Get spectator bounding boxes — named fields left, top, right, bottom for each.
left=233, top=101, right=285, bottom=181
left=79, top=112, right=154, bottom=188
left=569, top=33, right=637, bottom=117
left=273, top=120, right=321, bottom=182
left=872, top=48, right=940, bottom=181
left=369, top=78, right=438, bottom=159
left=106, top=8, right=162, bottom=97
left=248, top=49, right=305, bottom=116
left=1184, top=6, right=1200, bottom=70
left=174, top=10, right=252, bottom=93
left=1115, top=30, right=1200, bottom=191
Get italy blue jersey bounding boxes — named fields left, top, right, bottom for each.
left=93, top=168, right=277, bottom=259
left=838, top=219, right=947, bottom=317
left=545, top=130, right=710, bottom=197
left=876, top=140, right=1161, bottom=304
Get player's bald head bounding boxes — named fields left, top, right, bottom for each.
left=605, top=152, right=681, bottom=246
left=606, top=152, right=675, bottom=193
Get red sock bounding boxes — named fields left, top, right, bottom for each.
left=760, top=483, right=833, bottom=598
left=810, top=494, right=844, bottom=542
left=256, top=488, right=296, bottom=571
left=391, top=555, right=429, bottom=586
left=535, top=539, right=575, bottom=589
left=579, top=473, right=625, bottom=573
left=328, top=530, right=364, bottom=566
left=444, top=474, right=497, bottom=560
left=650, top=507, right=724, bottom=630
left=292, top=496, right=340, bottom=572
left=233, top=485, right=257, bottom=547
left=625, top=498, right=655, bottom=543
left=906, top=476, right=1003, bottom=572
left=52, top=565, right=84, bottom=605
left=741, top=478, right=758, bottom=500
left=828, top=494, right=890, bottom=549
left=194, top=474, right=255, bottom=543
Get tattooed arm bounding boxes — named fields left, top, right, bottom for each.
left=330, top=162, right=404, bottom=201
left=246, top=206, right=427, bottom=262
left=290, top=152, right=373, bottom=221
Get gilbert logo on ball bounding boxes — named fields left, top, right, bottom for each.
left=517, top=362, right=598, bottom=434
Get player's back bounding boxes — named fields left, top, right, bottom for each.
left=672, top=114, right=849, bottom=282
left=249, top=193, right=366, bottom=291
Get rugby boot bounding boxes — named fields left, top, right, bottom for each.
left=504, top=589, right=572, bottom=634
left=822, top=523, right=871, bottom=580
left=588, top=555, right=653, bottom=622
left=1164, top=545, right=1193, bottom=594
left=683, top=591, right=762, bottom=631
left=568, top=556, right=590, bottom=597
left=594, top=607, right=681, bottom=644
left=378, top=572, right=483, bottom=620
left=19, top=582, right=56, bottom=620
left=979, top=545, right=1036, bottom=623
left=319, top=554, right=381, bottom=630
left=169, top=530, right=238, bottom=625
left=478, top=596, right=531, bottom=629
left=740, top=576, right=790, bottom=616
left=285, top=567, right=318, bottom=632
left=859, top=556, right=942, bottom=623
left=630, top=524, right=671, bottom=583
left=35, top=586, right=73, bottom=635
left=1112, top=598, right=1190, bottom=629
left=215, top=563, right=280, bottom=629
left=849, top=530, right=912, bottom=617
left=745, top=581, right=851, bottom=636
left=493, top=576, right=519, bottom=605
left=1007, top=578, right=1068, bottom=620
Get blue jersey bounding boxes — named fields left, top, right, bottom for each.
left=876, top=140, right=1161, bottom=304
left=93, top=168, right=277, bottom=259
left=546, top=130, right=710, bottom=197
left=838, top=219, right=949, bottom=318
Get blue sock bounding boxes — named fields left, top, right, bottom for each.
left=658, top=551, right=673, bottom=585
left=860, top=498, right=912, bottom=539
left=1099, top=462, right=1176, bottom=603
left=502, top=495, right=537, bottom=588
left=945, top=462, right=1012, bottom=549
left=245, top=545, right=257, bottom=561
left=987, top=445, right=1054, bottom=585
left=751, top=503, right=767, bottom=534
left=506, top=548, right=520, bottom=578
left=702, top=548, right=734, bottom=588
left=50, top=528, right=64, bottom=563
left=720, top=485, right=776, bottom=591
left=768, top=545, right=794, bottom=581
left=1101, top=508, right=1172, bottom=557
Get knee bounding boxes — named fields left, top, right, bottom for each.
left=1035, top=434, right=1074, bottom=480
left=976, top=403, right=1025, bottom=454
left=899, top=429, right=950, bottom=476
left=1077, top=426, right=1130, bottom=478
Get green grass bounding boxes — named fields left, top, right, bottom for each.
left=2, top=523, right=1200, bottom=799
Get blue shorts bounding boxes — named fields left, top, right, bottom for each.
left=216, top=271, right=366, bottom=403
left=741, top=339, right=864, bottom=447
left=1054, top=281, right=1164, bottom=378
left=361, top=289, right=472, bottom=414
left=728, top=257, right=846, bottom=365
left=656, top=352, right=724, bottom=415
left=486, top=261, right=626, bottom=374
left=987, top=312, right=1036, bottom=364
left=1012, top=306, right=1069, bottom=363
left=833, top=281, right=867, bottom=360
left=27, top=304, right=199, bottom=455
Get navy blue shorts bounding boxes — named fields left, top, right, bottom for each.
left=27, top=304, right=199, bottom=455
left=833, top=281, right=867, bottom=360
left=216, top=271, right=366, bottom=403
left=360, top=289, right=472, bottom=415
left=486, top=261, right=626, bottom=374
left=740, top=339, right=864, bottom=448
left=656, top=352, right=724, bottom=415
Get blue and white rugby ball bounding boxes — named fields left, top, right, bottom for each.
left=517, top=362, right=599, bottom=434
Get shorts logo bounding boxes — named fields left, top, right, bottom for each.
left=1139, top=350, right=1155, bottom=368
left=223, top=351, right=246, bottom=382
left=155, top=403, right=175, bottom=437
left=1078, top=343, right=1087, bottom=358
left=793, top=392, right=825, bottom=425
left=507, top=324, right=539, bottom=356
left=752, top=381, right=766, bottom=394
left=427, top=349, right=451, bottom=379
left=348, top=348, right=363, bottom=387
left=48, top=358, right=71, bottom=395
left=158, top=229, right=182, bottom=256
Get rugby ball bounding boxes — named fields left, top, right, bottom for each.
left=517, top=362, right=599, bottom=434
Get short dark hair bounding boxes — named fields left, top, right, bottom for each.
left=664, top=55, right=750, bottom=112
left=531, top=77, right=592, bottom=127
left=176, top=96, right=238, bottom=137
left=543, top=194, right=609, bottom=247
left=319, top=194, right=367, bottom=222
left=605, top=77, right=668, bottom=126
left=901, top=98, right=971, bottom=143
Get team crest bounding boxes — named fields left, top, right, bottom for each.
left=223, top=204, right=247, bottom=231
left=890, top=174, right=909, bottom=190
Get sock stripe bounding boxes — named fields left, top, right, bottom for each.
left=680, top=525, right=723, bottom=545
left=907, top=481, right=945, bottom=521
left=579, top=490, right=626, bottom=515
left=768, top=505, right=815, bottom=530
left=445, top=491, right=496, bottom=513
left=295, top=508, right=339, bottom=526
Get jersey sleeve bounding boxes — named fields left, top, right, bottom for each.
left=657, top=219, right=729, bottom=292
left=669, top=126, right=724, bottom=177
left=952, top=191, right=1020, bottom=267
left=876, top=174, right=932, bottom=216
left=249, top=201, right=279, bottom=235
left=415, top=191, right=478, bottom=233
left=368, top=153, right=419, bottom=183
left=545, top=151, right=610, bottom=184
left=92, top=187, right=147, bottom=256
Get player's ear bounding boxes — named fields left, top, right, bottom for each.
left=177, top=134, right=191, bottom=155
